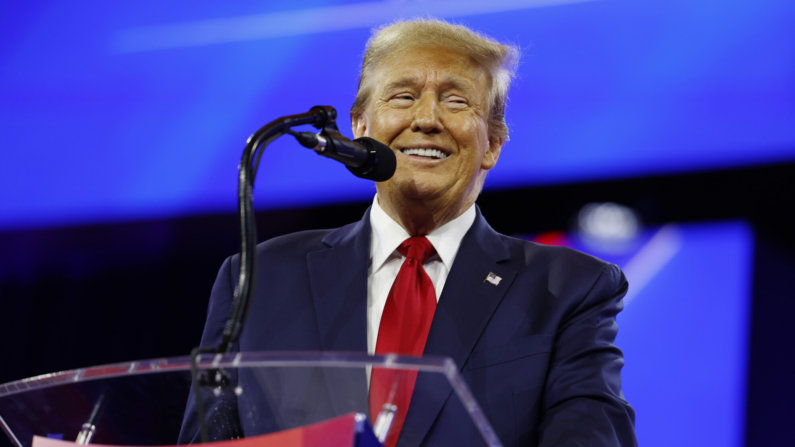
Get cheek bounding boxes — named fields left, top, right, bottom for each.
left=369, top=105, right=411, bottom=140
left=455, top=119, right=490, bottom=159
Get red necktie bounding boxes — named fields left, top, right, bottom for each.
left=370, top=236, right=437, bottom=447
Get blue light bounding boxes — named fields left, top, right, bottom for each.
left=2, top=0, right=794, bottom=230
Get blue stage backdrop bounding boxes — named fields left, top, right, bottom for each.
left=2, top=0, right=794, bottom=231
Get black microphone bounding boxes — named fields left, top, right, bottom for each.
left=290, top=130, right=396, bottom=182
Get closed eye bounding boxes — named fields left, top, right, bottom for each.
left=389, top=93, right=415, bottom=107
left=444, top=95, right=469, bottom=108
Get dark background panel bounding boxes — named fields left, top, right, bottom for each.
left=746, top=236, right=795, bottom=447
left=0, top=161, right=793, bottom=447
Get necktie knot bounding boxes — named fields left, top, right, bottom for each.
left=397, top=236, right=436, bottom=263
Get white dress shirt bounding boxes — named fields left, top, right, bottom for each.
left=367, top=195, right=476, bottom=355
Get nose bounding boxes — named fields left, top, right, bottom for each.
left=410, top=95, right=443, bottom=134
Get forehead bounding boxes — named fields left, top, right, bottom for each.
left=371, top=46, right=489, bottom=97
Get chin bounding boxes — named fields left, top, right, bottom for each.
left=403, top=184, right=450, bottom=203
left=381, top=168, right=453, bottom=199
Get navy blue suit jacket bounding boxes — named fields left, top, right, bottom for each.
left=186, top=207, right=636, bottom=446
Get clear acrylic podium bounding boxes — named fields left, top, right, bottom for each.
left=0, top=352, right=503, bottom=447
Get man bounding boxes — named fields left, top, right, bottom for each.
left=187, top=19, right=636, bottom=447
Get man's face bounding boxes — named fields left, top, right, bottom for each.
left=353, top=46, right=502, bottom=212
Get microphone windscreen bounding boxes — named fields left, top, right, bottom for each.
left=350, top=137, right=396, bottom=182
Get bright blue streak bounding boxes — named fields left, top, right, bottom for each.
left=1, top=0, right=794, bottom=230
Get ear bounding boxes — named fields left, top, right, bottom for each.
left=352, top=113, right=367, bottom=139
left=481, top=136, right=503, bottom=170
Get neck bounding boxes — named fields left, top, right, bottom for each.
left=377, top=193, right=476, bottom=236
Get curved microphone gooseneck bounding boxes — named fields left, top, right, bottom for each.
left=189, top=106, right=396, bottom=443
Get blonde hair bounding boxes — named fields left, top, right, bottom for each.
left=350, top=19, right=520, bottom=141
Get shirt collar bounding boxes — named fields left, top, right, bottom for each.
left=369, top=195, right=476, bottom=274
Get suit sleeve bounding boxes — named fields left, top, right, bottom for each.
left=178, top=256, right=243, bottom=444
left=537, top=263, right=637, bottom=447
left=198, top=255, right=238, bottom=350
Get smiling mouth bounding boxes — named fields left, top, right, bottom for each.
left=399, top=148, right=450, bottom=160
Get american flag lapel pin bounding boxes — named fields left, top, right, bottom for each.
left=484, top=272, right=502, bottom=286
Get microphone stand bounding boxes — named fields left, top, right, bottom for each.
left=189, top=105, right=338, bottom=443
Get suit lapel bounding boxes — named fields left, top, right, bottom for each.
left=307, top=210, right=372, bottom=417
left=398, top=208, right=517, bottom=447
left=307, top=209, right=371, bottom=352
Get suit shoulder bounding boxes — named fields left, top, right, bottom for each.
left=500, top=234, right=609, bottom=270
left=499, top=234, right=622, bottom=294
left=255, top=228, right=333, bottom=256
left=223, top=220, right=363, bottom=275
left=254, top=218, right=362, bottom=256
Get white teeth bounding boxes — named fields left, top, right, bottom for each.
left=400, top=148, right=449, bottom=159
